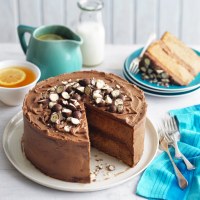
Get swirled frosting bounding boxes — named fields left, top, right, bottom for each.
left=23, top=71, right=147, bottom=141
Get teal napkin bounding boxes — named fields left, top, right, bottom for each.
left=136, top=105, right=200, bottom=200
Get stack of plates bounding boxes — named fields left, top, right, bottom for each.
left=123, top=48, right=200, bottom=97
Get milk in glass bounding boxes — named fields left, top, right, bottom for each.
left=77, top=0, right=105, bottom=67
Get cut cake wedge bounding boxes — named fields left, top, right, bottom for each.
left=145, top=41, right=194, bottom=85
left=161, top=32, right=200, bottom=76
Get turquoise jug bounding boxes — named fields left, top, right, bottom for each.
left=18, top=25, right=83, bottom=80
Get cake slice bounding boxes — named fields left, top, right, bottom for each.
left=140, top=32, right=200, bottom=86
left=144, top=41, right=194, bottom=85
left=161, top=32, right=200, bottom=76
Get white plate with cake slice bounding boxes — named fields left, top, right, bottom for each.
left=3, top=111, right=159, bottom=192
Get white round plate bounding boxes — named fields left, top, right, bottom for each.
left=3, top=111, right=158, bottom=192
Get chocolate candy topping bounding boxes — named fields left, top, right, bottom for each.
left=96, top=79, right=105, bottom=89
left=72, top=111, right=82, bottom=119
left=114, top=98, right=123, bottom=106
left=111, top=90, right=120, bottom=98
left=37, top=78, right=126, bottom=134
left=49, top=93, right=59, bottom=102
left=56, top=85, right=65, bottom=94
left=72, top=93, right=81, bottom=101
left=61, top=91, right=70, bottom=99
left=84, top=86, right=91, bottom=95
left=62, top=108, right=72, bottom=118
left=117, top=104, right=124, bottom=114
left=71, top=117, right=80, bottom=125
left=52, top=104, right=62, bottom=112
left=108, top=105, right=117, bottom=113
left=64, top=125, right=71, bottom=132
left=49, top=102, right=56, bottom=108
left=79, top=79, right=90, bottom=86
left=50, top=112, right=59, bottom=123
left=105, top=95, right=112, bottom=105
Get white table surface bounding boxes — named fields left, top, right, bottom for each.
left=0, top=43, right=200, bottom=200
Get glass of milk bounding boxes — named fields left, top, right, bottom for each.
left=77, top=0, right=105, bottom=67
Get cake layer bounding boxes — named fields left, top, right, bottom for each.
left=89, top=127, right=133, bottom=166
left=161, top=32, right=200, bottom=76
left=89, top=122, right=145, bottom=167
left=146, top=41, right=194, bottom=85
left=86, top=103, right=135, bottom=150
left=86, top=102, right=146, bottom=167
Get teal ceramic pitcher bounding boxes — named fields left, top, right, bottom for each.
left=18, top=25, right=83, bottom=80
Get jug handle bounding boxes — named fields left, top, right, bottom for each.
left=17, top=25, right=36, bottom=54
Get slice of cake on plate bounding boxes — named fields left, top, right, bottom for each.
left=140, top=32, right=200, bottom=86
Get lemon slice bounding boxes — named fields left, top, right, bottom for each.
left=0, top=68, right=26, bottom=86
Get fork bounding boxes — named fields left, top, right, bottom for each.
left=129, top=33, right=156, bottom=74
left=164, top=116, right=195, bottom=170
left=158, top=126, right=188, bottom=189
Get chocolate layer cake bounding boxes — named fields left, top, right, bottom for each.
left=22, top=71, right=147, bottom=183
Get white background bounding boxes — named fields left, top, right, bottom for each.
left=0, top=0, right=200, bottom=44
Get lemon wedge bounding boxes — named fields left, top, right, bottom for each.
left=0, top=68, right=26, bottom=86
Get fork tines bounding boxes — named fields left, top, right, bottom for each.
left=157, top=115, right=178, bottom=140
left=129, top=58, right=140, bottom=74
left=163, top=115, right=179, bottom=138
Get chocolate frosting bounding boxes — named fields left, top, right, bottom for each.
left=23, top=71, right=147, bottom=140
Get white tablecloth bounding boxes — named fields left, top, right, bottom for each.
left=0, top=43, right=200, bottom=200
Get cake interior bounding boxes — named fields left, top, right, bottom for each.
left=86, top=103, right=145, bottom=167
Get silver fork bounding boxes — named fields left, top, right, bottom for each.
left=164, top=116, right=195, bottom=170
left=129, top=33, right=156, bottom=74
left=158, top=125, right=188, bottom=189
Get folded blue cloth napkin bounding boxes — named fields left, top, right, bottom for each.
left=136, top=105, right=200, bottom=200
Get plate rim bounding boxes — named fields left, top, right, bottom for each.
left=124, top=47, right=200, bottom=92
left=123, top=66, right=196, bottom=94
left=3, top=111, right=159, bottom=192
left=123, top=70, right=200, bottom=97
